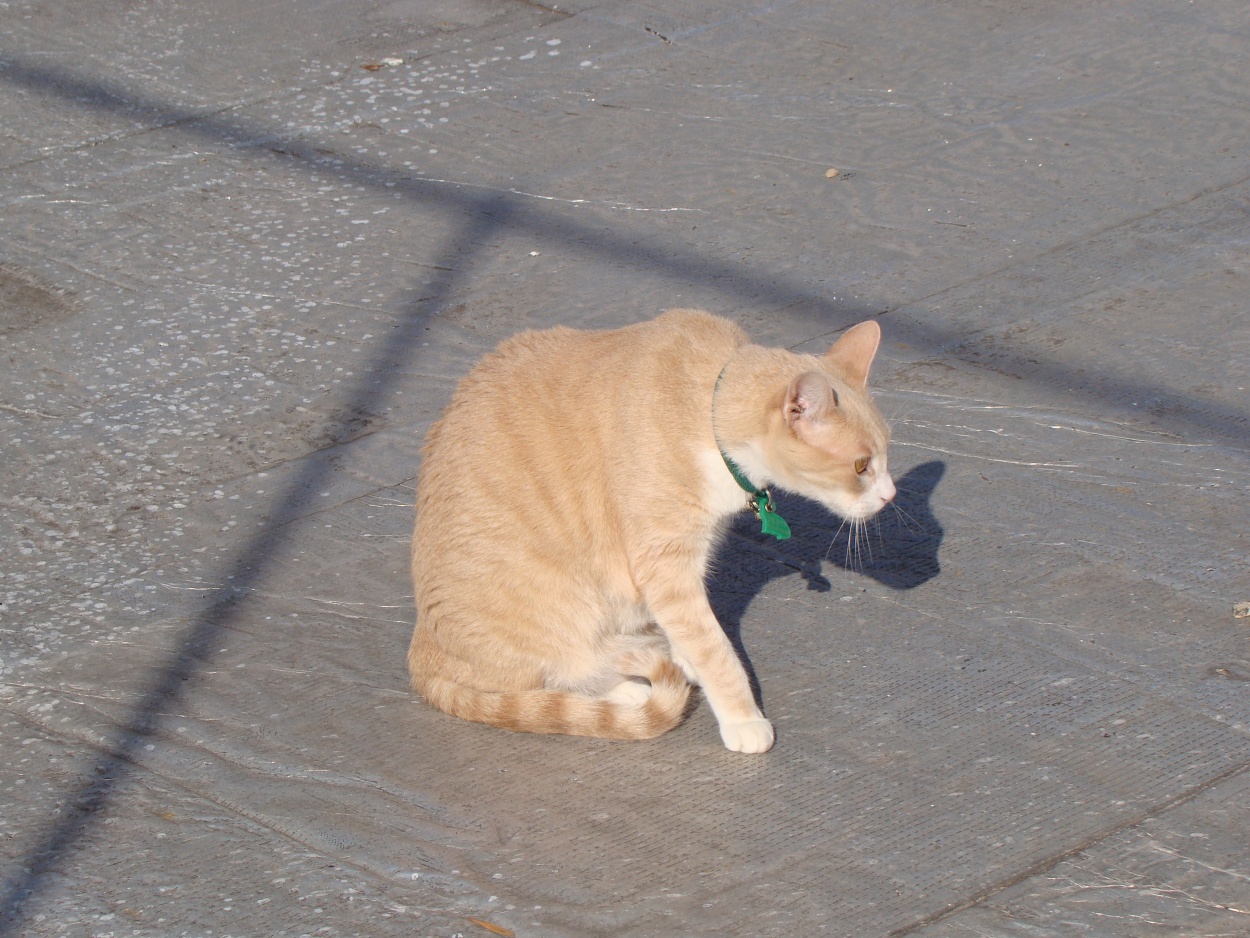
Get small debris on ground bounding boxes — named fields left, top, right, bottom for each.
left=465, top=918, right=516, bottom=937
left=1234, top=602, right=1250, bottom=619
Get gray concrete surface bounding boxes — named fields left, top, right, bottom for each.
left=2, top=1, right=1248, bottom=935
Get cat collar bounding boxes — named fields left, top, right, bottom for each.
left=720, top=450, right=792, bottom=540
left=714, top=364, right=792, bottom=540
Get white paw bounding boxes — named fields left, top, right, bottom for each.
left=606, top=679, right=653, bottom=706
left=719, top=718, right=775, bottom=753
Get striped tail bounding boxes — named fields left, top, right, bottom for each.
left=413, top=657, right=691, bottom=740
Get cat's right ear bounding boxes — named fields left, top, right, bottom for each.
left=784, top=371, right=837, bottom=429
left=824, top=320, right=881, bottom=389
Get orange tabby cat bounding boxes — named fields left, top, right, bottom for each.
left=409, top=309, right=894, bottom=753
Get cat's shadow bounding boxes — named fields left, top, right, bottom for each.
left=707, top=461, right=946, bottom=698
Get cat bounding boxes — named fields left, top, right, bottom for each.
left=409, top=309, right=895, bottom=753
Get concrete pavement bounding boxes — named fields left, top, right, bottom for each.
left=2, top=1, right=1249, bottom=935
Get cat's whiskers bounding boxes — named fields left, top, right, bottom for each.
left=826, top=514, right=880, bottom=575
left=887, top=498, right=921, bottom=535
left=881, top=398, right=913, bottom=430
left=842, top=517, right=865, bottom=575
left=841, top=519, right=853, bottom=567
left=859, top=517, right=876, bottom=569
left=826, top=516, right=851, bottom=564
left=898, top=509, right=917, bottom=534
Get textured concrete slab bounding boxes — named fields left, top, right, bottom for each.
left=2, top=1, right=1249, bottom=936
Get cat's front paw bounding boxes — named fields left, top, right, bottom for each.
left=719, top=718, right=775, bottom=754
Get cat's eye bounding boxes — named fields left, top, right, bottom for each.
left=854, top=456, right=870, bottom=475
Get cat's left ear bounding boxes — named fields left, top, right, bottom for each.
left=785, top=371, right=837, bottom=428
left=824, top=320, right=881, bottom=389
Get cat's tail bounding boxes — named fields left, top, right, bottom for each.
left=413, top=656, right=692, bottom=740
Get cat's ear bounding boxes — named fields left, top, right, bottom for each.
left=824, top=320, right=881, bottom=389
left=785, top=371, right=838, bottom=428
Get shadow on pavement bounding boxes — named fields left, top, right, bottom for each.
left=709, top=461, right=946, bottom=700
left=0, top=201, right=503, bottom=932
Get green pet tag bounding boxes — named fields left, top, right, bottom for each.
left=752, top=490, right=792, bottom=541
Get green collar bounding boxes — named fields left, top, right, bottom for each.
left=714, top=365, right=792, bottom=540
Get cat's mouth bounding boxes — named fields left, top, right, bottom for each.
left=832, top=476, right=896, bottom=522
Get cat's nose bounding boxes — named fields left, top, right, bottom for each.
left=880, top=474, right=896, bottom=504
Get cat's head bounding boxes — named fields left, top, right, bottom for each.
left=763, top=321, right=895, bottom=521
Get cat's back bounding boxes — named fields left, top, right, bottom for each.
left=431, top=309, right=745, bottom=432
left=463, top=308, right=741, bottom=380
left=442, top=324, right=580, bottom=401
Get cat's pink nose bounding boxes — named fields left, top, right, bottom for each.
left=880, top=474, right=896, bottom=504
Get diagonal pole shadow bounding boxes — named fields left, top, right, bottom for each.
left=1, top=51, right=1248, bottom=446
left=0, top=196, right=509, bottom=933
